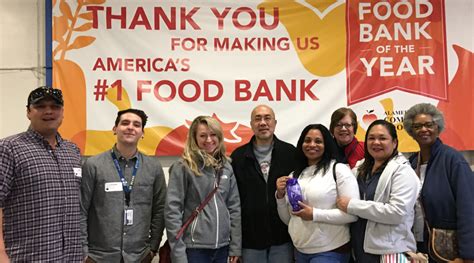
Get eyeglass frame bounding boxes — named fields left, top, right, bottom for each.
left=412, top=121, right=437, bottom=130
left=334, top=123, right=354, bottom=130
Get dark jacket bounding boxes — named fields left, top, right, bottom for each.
left=409, top=139, right=474, bottom=260
left=231, top=135, right=296, bottom=249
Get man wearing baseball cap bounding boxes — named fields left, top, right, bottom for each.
left=0, top=86, right=83, bottom=261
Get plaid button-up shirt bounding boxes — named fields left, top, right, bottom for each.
left=0, top=129, right=83, bottom=262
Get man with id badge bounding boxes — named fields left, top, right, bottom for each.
left=81, top=109, right=166, bottom=263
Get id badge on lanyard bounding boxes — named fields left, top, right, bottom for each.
left=124, top=208, right=134, bottom=225
left=111, top=151, right=139, bottom=226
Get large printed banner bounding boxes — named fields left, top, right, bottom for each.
left=52, top=0, right=474, bottom=155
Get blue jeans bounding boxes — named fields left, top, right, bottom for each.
left=186, top=245, right=229, bottom=263
left=241, top=242, right=294, bottom=263
left=295, top=250, right=350, bottom=263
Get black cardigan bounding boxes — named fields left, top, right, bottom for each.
left=231, top=135, right=296, bottom=249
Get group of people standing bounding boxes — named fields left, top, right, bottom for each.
left=0, top=86, right=472, bottom=263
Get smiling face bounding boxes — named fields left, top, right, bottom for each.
left=27, top=99, right=64, bottom=137
left=302, top=129, right=325, bottom=166
left=412, top=114, right=439, bottom=148
left=366, top=124, right=397, bottom=163
left=250, top=105, right=276, bottom=145
left=333, top=114, right=355, bottom=147
left=196, top=123, right=219, bottom=154
left=113, top=112, right=143, bottom=146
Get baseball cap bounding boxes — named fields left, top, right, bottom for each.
left=27, top=86, right=64, bottom=107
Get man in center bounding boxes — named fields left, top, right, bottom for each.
left=231, top=105, right=296, bottom=263
left=80, top=108, right=166, bottom=263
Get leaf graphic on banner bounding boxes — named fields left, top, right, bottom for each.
left=84, top=0, right=106, bottom=5
left=53, top=15, right=68, bottom=42
left=156, top=114, right=253, bottom=156
left=67, top=36, right=95, bottom=51
left=74, top=22, right=93, bottom=32
left=52, top=0, right=109, bottom=154
left=78, top=12, right=94, bottom=21
left=54, top=0, right=106, bottom=59
left=53, top=42, right=66, bottom=58
left=60, top=0, right=73, bottom=21
left=211, top=114, right=242, bottom=143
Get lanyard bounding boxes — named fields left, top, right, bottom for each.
left=111, top=151, right=139, bottom=206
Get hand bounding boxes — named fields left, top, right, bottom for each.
left=229, top=256, right=240, bottom=263
left=276, top=176, right=290, bottom=199
left=405, top=251, right=428, bottom=263
left=291, top=201, right=313, bottom=221
left=0, top=250, right=9, bottom=263
left=336, top=197, right=351, bottom=213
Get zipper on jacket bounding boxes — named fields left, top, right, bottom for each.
left=214, top=194, right=219, bottom=248
left=191, top=215, right=199, bottom=243
left=226, top=209, right=231, bottom=241
left=252, top=158, right=269, bottom=204
left=213, top=171, right=220, bottom=248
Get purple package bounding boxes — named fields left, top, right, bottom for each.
left=286, top=178, right=303, bottom=212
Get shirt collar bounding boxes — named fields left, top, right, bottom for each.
left=26, top=127, right=63, bottom=147
left=112, top=144, right=139, bottom=161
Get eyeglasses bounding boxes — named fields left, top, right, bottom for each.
left=335, top=123, right=353, bottom=129
left=412, top=121, right=436, bottom=130
left=27, top=86, right=63, bottom=106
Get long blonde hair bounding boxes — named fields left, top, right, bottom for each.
left=182, top=116, right=229, bottom=175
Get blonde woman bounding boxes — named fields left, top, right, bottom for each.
left=165, top=116, right=241, bottom=263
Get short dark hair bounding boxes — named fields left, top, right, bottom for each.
left=114, top=108, right=148, bottom=129
left=358, top=120, right=398, bottom=177
left=329, top=107, right=358, bottom=134
left=293, top=124, right=341, bottom=178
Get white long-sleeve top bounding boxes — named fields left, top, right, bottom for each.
left=276, top=160, right=360, bottom=254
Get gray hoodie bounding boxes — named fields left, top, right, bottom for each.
left=165, top=159, right=241, bottom=263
